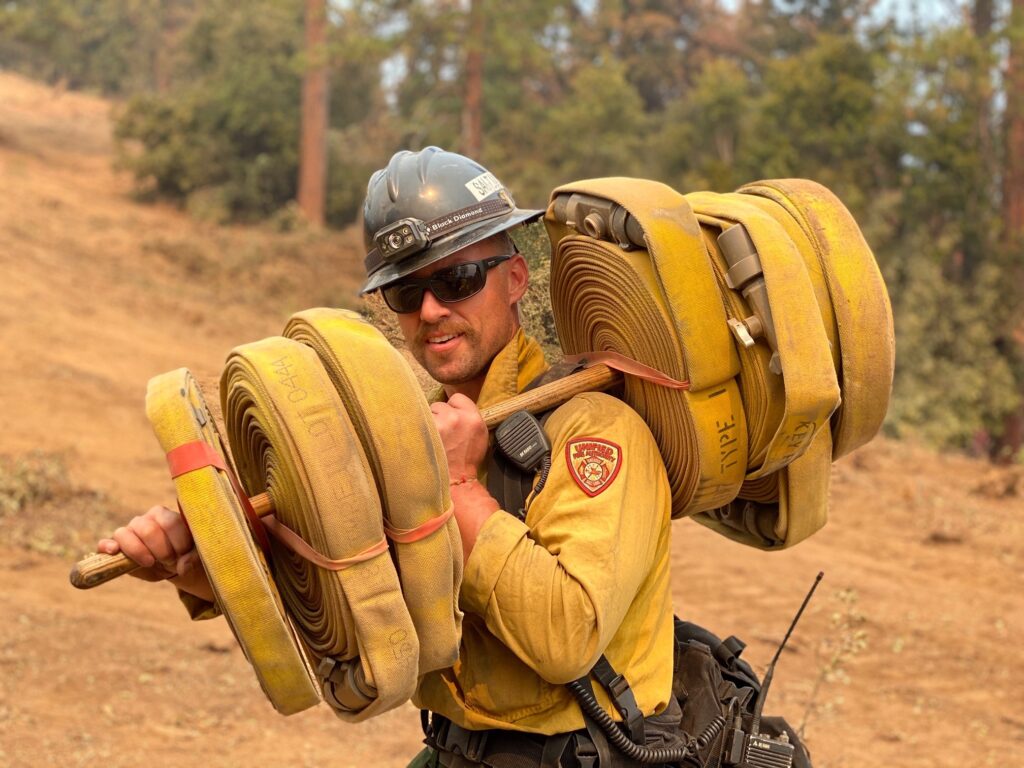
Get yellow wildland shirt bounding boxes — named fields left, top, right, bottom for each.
left=417, top=329, right=674, bottom=734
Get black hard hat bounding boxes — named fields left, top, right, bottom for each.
left=360, top=146, right=543, bottom=294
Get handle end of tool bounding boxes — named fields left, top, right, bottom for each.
left=69, top=552, right=139, bottom=589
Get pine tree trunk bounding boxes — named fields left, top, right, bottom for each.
left=974, top=0, right=993, bottom=37
left=999, top=0, right=1024, bottom=461
left=298, top=0, right=329, bottom=228
left=461, top=0, right=485, bottom=159
left=1005, top=0, right=1024, bottom=236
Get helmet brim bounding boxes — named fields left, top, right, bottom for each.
left=359, top=207, right=544, bottom=296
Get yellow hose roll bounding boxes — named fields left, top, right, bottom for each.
left=283, top=308, right=463, bottom=676
left=684, top=192, right=841, bottom=480
left=145, top=368, right=320, bottom=715
left=221, top=337, right=418, bottom=722
left=545, top=176, right=892, bottom=549
left=737, top=180, right=895, bottom=459
left=546, top=179, right=749, bottom=518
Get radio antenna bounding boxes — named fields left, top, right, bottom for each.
left=751, top=571, right=824, bottom=734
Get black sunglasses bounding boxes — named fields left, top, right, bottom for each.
left=381, top=254, right=514, bottom=313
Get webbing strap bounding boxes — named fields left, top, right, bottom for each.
left=566, top=350, right=690, bottom=390
left=261, top=516, right=389, bottom=570
left=166, top=440, right=227, bottom=477
left=165, top=439, right=272, bottom=555
left=591, top=655, right=646, bottom=744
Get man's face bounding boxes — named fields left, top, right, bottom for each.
left=393, top=235, right=528, bottom=397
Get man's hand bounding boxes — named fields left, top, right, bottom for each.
left=97, top=506, right=213, bottom=601
left=430, top=394, right=489, bottom=481
left=430, top=394, right=499, bottom=562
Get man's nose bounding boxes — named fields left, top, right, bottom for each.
left=419, top=289, right=451, bottom=323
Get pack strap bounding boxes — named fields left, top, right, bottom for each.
left=573, top=655, right=646, bottom=745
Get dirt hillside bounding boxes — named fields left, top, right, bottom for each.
left=0, top=71, right=1021, bottom=768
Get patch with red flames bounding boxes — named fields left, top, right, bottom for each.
left=566, top=438, right=623, bottom=497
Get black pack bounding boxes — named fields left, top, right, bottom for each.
left=673, top=621, right=812, bottom=767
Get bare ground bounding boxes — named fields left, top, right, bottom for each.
left=0, top=71, right=1021, bottom=768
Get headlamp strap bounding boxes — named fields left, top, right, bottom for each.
left=365, top=195, right=515, bottom=274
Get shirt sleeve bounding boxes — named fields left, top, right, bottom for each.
left=460, top=392, right=670, bottom=684
left=176, top=588, right=222, bottom=620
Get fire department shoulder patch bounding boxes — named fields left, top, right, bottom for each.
left=566, top=438, right=623, bottom=497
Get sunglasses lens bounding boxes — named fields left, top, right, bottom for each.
left=431, top=263, right=485, bottom=302
left=381, top=257, right=504, bottom=312
left=382, top=282, right=424, bottom=313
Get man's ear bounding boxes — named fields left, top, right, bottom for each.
left=507, top=253, right=529, bottom=305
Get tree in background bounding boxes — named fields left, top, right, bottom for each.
left=297, top=0, right=329, bottom=227
left=113, top=0, right=303, bottom=221
left=999, top=0, right=1024, bottom=459
left=0, top=0, right=167, bottom=93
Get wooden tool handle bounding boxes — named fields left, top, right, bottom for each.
left=481, top=363, right=620, bottom=427
left=70, top=365, right=621, bottom=591
left=69, top=491, right=275, bottom=590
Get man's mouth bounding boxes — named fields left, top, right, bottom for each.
left=427, top=333, right=458, bottom=344
left=424, top=332, right=463, bottom=349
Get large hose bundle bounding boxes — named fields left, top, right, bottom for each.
left=545, top=177, right=894, bottom=548
left=135, top=312, right=463, bottom=718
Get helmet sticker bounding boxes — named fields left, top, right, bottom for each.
left=465, top=171, right=503, bottom=202
left=566, top=438, right=623, bottom=497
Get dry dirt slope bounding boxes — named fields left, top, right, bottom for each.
left=0, top=71, right=1022, bottom=768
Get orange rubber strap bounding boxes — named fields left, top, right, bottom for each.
left=165, top=441, right=390, bottom=571
left=384, top=504, right=455, bottom=544
left=165, top=440, right=272, bottom=556
left=261, top=515, right=389, bottom=571
left=565, top=350, right=690, bottom=390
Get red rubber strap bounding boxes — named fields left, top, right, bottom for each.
left=384, top=504, right=455, bottom=544
left=565, top=351, right=690, bottom=390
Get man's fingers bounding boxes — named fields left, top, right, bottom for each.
left=447, top=393, right=475, bottom=410
left=96, top=538, right=120, bottom=555
left=130, top=514, right=176, bottom=566
left=152, top=506, right=194, bottom=559
left=112, top=526, right=156, bottom=568
left=175, top=550, right=201, bottom=578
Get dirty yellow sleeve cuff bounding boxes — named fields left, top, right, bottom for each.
left=176, top=588, right=222, bottom=621
left=461, top=510, right=529, bottom=615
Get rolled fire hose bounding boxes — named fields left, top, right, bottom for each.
left=143, top=368, right=322, bottom=715
left=283, top=308, right=462, bottom=677
left=221, top=334, right=438, bottom=721
left=546, top=177, right=893, bottom=547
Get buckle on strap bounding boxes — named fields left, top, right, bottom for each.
left=436, top=719, right=490, bottom=763
left=590, top=655, right=646, bottom=744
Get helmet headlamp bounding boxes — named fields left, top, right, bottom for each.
left=375, top=218, right=431, bottom=263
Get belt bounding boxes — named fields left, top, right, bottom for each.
left=428, top=714, right=579, bottom=768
